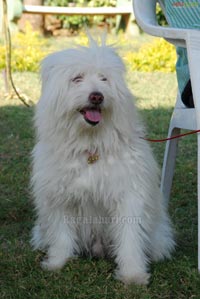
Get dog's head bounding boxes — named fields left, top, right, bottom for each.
left=38, top=38, right=134, bottom=135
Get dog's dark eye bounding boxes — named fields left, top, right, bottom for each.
left=99, top=74, right=107, bottom=82
left=72, top=75, right=83, bottom=83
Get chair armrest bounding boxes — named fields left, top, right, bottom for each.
left=132, top=0, right=199, bottom=47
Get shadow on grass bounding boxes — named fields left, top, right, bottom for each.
left=0, top=104, right=199, bottom=299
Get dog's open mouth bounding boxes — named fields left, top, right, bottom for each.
left=80, top=107, right=102, bottom=126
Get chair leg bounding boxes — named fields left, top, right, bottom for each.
left=198, top=132, right=200, bottom=272
left=161, top=127, right=181, bottom=205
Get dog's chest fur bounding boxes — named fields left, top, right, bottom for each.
left=64, top=150, right=133, bottom=205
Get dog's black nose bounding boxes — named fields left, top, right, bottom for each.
left=89, top=92, right=104, bottom=105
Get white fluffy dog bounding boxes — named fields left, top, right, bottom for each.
left=31, top=38, right=175, bottom=285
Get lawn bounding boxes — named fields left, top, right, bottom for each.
left=0, top=34, right=200, bottom=298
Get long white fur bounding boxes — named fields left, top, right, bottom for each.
left=31, top=38, right=175, bottom=285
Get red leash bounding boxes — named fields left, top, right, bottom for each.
left=141, top=129, right=200, bottom=143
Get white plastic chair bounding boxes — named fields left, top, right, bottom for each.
left=132, top=0, right=200, bottom=272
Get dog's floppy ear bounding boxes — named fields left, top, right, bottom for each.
left=40, top=57, right=55, bottom=93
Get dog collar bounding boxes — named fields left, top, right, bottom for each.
left=86, top=150, right=99, bottom=164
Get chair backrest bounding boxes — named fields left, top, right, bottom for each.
left=133, top=0, right=158, bottom=29
left=133, top=0, right=200, bottom=111
left=133, top=0, right=187, bottom=47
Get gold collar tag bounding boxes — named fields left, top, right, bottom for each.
left=87, top=153, right=99, bottom=164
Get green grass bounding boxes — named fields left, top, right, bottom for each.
left=0, top=35, right=200, bottom=298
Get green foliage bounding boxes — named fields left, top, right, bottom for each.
left=0, top=24, right=47, bottom=72
left=156, top=3, right=168, bottom=26
left=0, top=30, right=176, bottom=73
left=125, top=38, right=176, bottom=73
left=44, top=0, right=90, bottom=31
left=61, top=14, right=90, bottom=30
left=44, top=0, right=117, bottom=31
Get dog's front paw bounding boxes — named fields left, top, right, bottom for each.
left=115, top=269, right=150, bottom=286
left=41, top=257, right=66, bottom=271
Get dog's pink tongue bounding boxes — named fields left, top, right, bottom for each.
left=85, top=110, right=102, bottom=122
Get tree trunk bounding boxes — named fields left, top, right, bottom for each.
left=19, top=0, right=44, bottom=33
